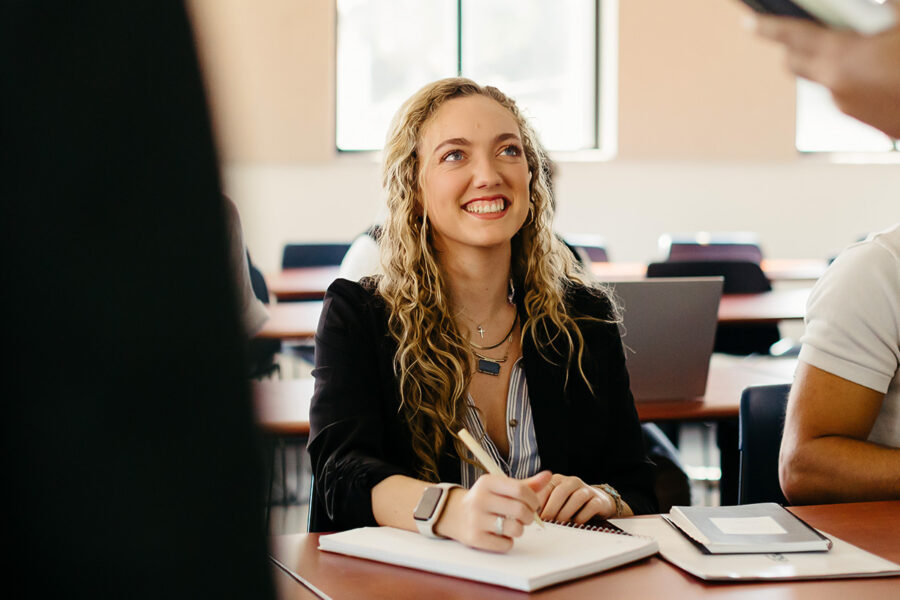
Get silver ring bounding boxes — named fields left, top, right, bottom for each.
left=494, top=515, right=505, bottom=536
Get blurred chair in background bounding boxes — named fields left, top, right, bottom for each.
left=246, top=252, right=281, bottom=380
left=280, top=242, right=351, bottom=367
left=738, top=384, right=791, bottom=505
left=562, top=233, right=609, bottom=263
left=659, top=232, right=763, bottom=264
left=282, top=242, right=351, bottom=270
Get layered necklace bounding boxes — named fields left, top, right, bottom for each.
left=470, top=314, right=517, bottom=376
left=457, top=284, right=517, bottom=376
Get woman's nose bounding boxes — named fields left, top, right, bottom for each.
left=472, top=154, right=503, bottom=188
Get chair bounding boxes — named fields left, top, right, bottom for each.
left=280, top=243, right=350, bottom=365
left=659, top=232, right=763, bottom=264
left=562, top=234, right=609, bottom=263
left=646, top=260, right=780, bottom=355
left=246, top=252, right=280, bottom=380
left=738, top=383, right=791, bottom=505
left=642, top=423, right=691, bottom=513
left=282, top=242, right=351, bottom=269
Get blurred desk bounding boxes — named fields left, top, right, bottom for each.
left=267, top=260, right=826, bottom=302
left=635, top=355, right=794, bottom=421
left=256, top=302, right=324, bottom=340
left=254, top=378, right=314, bottom=437
left=267, top=267, right=340, bottom=302
left=717, top=288, right=810, bottom=324
left=254, top=288, right=809, bottom=342
left=251, top=356, right=797, bottom=435
left=270, top=501, right=900, bottom=600
left=592, top=258, right=826, bottom=283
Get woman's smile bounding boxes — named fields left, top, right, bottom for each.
left=462, top=195, right=509, bottom=217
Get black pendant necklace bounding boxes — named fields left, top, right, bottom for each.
left=472, top=315, right=515, bottom=376
left=474, top=351, right=506, bottom=376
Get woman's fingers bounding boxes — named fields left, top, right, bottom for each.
left=538, top=475, right=616, bottom=523
left=476, top=472, right=543, bottom=514
left=455, top=473, right=548, bottom=552
left=539, top=475, right=584, bottom=521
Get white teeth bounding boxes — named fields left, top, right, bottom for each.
left=464, top=199, right=506, bottom=214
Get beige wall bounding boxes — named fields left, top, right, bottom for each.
left=189, top=0, right=334, bottom=162
left=189, top=0, right=900, bottom=273
left=618, top=0, right=796, bottom=160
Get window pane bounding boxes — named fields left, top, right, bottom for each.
left=795, top=79, right=894, bottom=153
left=461, top=0, right=596, bottom=151
left=336, top=0, right=457, bottom=151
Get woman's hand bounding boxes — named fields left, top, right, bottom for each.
left=537, top=474, right=619, bottom=524
left=435, top=471, right=551, bottom=552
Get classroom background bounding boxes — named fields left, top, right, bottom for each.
left=189, top=0, right=899, bottom=276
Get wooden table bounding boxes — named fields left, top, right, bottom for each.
left=717, top=288, right=809, bottom=324
left=266, top=259, right=827, bottom=302
left=270, top=501, right=900, bottom=599
left=251, top=356, right=796, bottom=436
left=254, top=378, right=315, bottom=437
left=257, top=302, right=324, bottom=340
left=268, top=267, right=341, bottom=302
left=253, top=288, right=809, bottom=341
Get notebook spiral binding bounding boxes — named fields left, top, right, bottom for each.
left=550, top=519, right=657, bottom=543
left=550, top=520, right=631, bottom=536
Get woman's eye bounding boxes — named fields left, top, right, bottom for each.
left=442, top=150, right=464, bottom=162
left=501, top=145, right=522, bottom=157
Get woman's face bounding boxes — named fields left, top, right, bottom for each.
left=417, top=94, right=532, bottom=256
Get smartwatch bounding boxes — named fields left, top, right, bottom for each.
left=413, top=482, right=461, bottom=538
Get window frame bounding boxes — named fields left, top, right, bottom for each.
left=333, top=0, right=618, bottom=160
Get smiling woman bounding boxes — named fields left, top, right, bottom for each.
left=308, top=78, right=657, bottom=553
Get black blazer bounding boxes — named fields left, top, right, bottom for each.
left=308, top=278, right=657, bottom=532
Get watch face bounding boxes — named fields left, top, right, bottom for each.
left=413, top=486, right=443, bottom=521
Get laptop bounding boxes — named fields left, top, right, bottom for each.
left=603, top=277, right=723, bottom=401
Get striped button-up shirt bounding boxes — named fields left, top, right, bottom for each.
left=460, top=358, right=542, bottom=488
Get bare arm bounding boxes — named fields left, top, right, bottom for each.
left=754, top=14, right=900, bottom=138
left=779, top=361, right=900, bottom=504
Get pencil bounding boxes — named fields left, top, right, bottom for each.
left=458, top=428, right=544, bottom=528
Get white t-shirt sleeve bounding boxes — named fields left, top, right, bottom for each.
left=799, top=237, right=900, bottom=394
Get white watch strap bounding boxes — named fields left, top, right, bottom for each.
left=414, top=482, right=461, bottom=538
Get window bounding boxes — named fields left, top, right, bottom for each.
left=795, top=79, right=898, bottom=153
left=335, top=0, right=604, bottom=152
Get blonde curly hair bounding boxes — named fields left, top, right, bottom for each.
left=378, top=77, right=611, bottom=481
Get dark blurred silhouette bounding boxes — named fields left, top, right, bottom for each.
left=1, top=2, right=274, bottom=597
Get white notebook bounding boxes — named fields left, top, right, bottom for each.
left=611, top=515, right=900, bottom=582
left=318, top=522, right=658, bottom=592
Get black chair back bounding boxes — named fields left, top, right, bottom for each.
left=562, top=234, right=609, bottom=262
left=246, top=250, right=270, bottom=304
left=646, top=260, right=771, bottom=294
left=282, top=243, right=351, bottom=269
left=738, top=383, right=791, bottom=505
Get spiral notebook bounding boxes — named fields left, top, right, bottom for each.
left=318, top=521, right=658, bottom=592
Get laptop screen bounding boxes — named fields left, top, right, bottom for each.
left=604, top=277, right=723, bottom=401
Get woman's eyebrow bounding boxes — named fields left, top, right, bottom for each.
left=432, top=133, right=521, bottom=155
left=495, top=132, right=521, bottom=144
left=432, top=137, right=469, bottom=155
